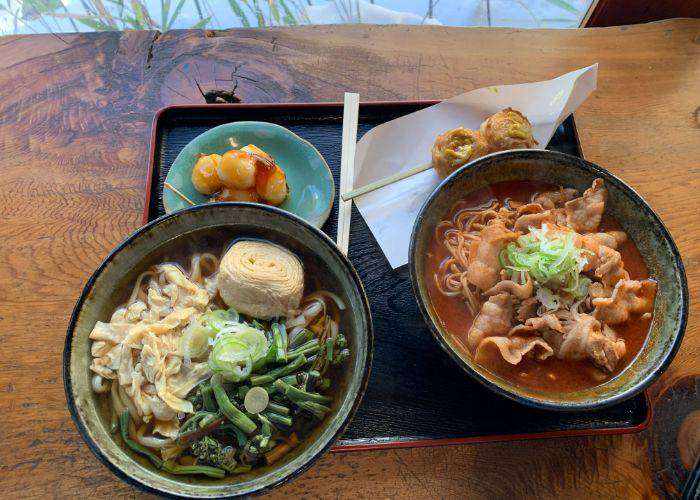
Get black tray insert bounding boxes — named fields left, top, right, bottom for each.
left=148, top=103, right=649, bottom=448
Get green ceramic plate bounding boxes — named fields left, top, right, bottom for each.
left=164, top=122, right=335, bottom=228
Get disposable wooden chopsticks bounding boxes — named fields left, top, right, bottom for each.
left=337, top=92, right=360, bottom=255
left=340, top=160, right=433, bottom=201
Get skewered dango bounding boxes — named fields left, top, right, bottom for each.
left=191, top=144, right=288, bottom=206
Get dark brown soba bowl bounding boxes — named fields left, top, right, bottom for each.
left=410, top=149, right=687, bottom=411
left=64, top=203, right=372, bottom=498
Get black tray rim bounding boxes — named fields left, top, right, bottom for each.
left=145, top=101, right=652, bottom=452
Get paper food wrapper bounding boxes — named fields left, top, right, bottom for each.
left=352, top=64, right=598, bottom=269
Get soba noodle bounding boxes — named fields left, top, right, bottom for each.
left=433, top=200, right=502, bottom=315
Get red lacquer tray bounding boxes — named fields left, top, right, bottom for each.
left=144, top=101, right=651, bottom=452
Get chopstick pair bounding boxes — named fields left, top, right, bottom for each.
left=336, top=93, right=429, bottom=253
left=336, top=92, right=360, bottom=256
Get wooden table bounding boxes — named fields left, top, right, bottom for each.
left=1, top=18, right=698, bottom=499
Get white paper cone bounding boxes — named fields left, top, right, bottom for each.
left=353, top=64, right=598, bottom=268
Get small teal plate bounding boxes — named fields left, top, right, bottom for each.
left=163, top=121, right=335, bottom=227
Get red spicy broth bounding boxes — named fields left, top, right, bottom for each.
left=424, top=181, right=652, bottom=392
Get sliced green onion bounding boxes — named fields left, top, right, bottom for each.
left=501, top=226, right=589, bottom=299
left=244, top=386, right=270, bottom=414
left=180, top=317, right=216, bottom=362
left=209, top=337, right=252, bottom=382
left=209, top=326, right=269, bottom=382
left=536, top=286, right=560, bottom=311
left=203, top=309, right=239, bottom=332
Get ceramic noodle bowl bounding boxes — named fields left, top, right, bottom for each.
left=409, top=149, right=687, bottom=411
left=64, top=203, right=372, bottom=497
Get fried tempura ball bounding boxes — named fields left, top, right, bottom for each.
left=431, top=127, right=490, bottom=178
left=218, top=150, right=257, bottom=189
left=256, top=163, right=288, bottom=206
left=479, top=107, right=537, bottom=151
left=213, top=187, right=261, bottom=203
left=191, top=154, right=223, bottom=195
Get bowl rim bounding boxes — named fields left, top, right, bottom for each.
left=408, top=149, right=688, bottom=411
left=63, top=201, right=373, bottom=498
left=162, top=120, right=336, bottom=228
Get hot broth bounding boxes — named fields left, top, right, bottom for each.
left=425, top=181, right=654, bottom=392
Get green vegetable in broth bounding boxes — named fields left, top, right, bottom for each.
left=204, top=308, right=240, bottom=331
left=500, top=226, right=590, bottom=299
left=208, top=324, right=269, bottom=381
left=180, top=317, right=216, bottom=361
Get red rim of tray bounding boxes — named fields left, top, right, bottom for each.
left=143, top=100, right=652, bottom=452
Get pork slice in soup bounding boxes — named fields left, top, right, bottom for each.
left=426, top=180, right=655, bottom=392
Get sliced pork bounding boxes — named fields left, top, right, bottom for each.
left=483, top=273, right=533, bottom=300
left=514, top=210, right=556, bottom=233
left=565, top=178, right=607, bottom=233
left=593, top=279, right=657, bottom=324
left=507, top=314, right=564, bottom=337
left=558, top=309, right=626, bottom=372
left=534, top=187, right=578, bottom=210
left=475, top=335, right=554, bottom=365
left=467, top=293, right=513, bottom=351
left=465, top=221, right=518, bottom=290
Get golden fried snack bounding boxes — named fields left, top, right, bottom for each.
left=479, top=107, right=537, bottom=151
left=431, top=127, right=490, bottom=178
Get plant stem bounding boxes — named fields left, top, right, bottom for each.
left=212, top=380, right=257, bottom=434
left=264, top=411, right=293, bottom=427
left=250, top=354, right=306, bottom=386
left=273, top=379, right=332, bottom=404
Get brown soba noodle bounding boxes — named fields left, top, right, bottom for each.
left=434, top=200, right=507, bottom=316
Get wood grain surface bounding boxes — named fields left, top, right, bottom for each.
left=0, top=19, right=699, bottom=499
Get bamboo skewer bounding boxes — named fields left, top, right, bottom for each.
left=337, top=92, right=360, bottom=256
left=164, top=182, right=196, bottom=206
left=340, top=161, right=433, bottom=201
